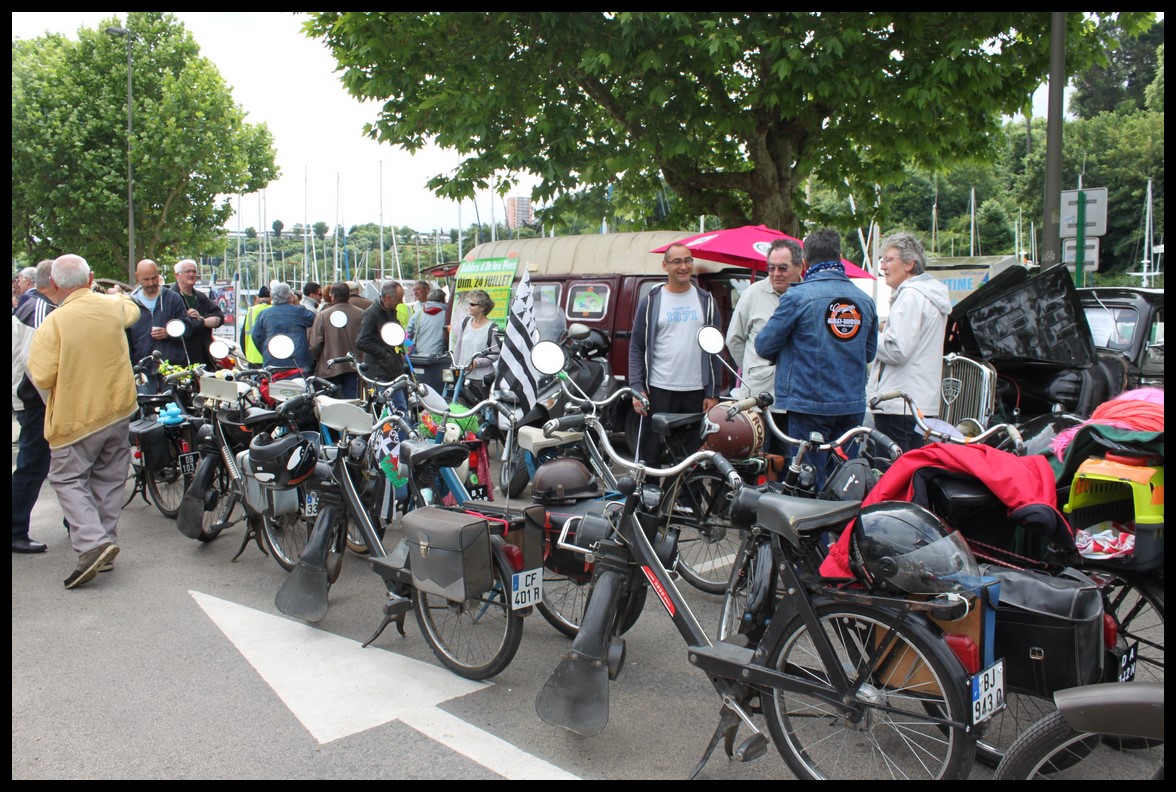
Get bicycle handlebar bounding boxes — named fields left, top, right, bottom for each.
left=868, top=390, right=1025, bottom=455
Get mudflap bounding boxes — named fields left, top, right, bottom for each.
left=274, top=504, right=336, bottom=623
left=176, top=455, right=217, bottom=540
left=534, top=566, right=624, bottom=735
left=534, top=652, right=610, bottom=736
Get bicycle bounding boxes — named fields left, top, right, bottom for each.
left=531, top=340, right=984, bottom=780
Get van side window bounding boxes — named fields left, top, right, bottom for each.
left=567, top=283, right=611, bottom=321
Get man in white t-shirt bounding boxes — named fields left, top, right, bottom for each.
left=628, top=243, right=721, bottom=465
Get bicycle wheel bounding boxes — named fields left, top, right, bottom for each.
left=717, top=533, right=778, bottom=643
left=145, top=434, right=191, bottom=520
left=975, top=690, right=1058, bottom=767
left=414, top=546, right=524, bottom=680
left=762, top=602, right=976, bottom=780
left=993, top=708, right=1164, bottom=780
left=260, top=489, right=314, bottom=572
left=193, top=467, right=231, bottom=543
left=536, top=570, right=591, bottom=639
left=667, top=468, right=743, bottom=594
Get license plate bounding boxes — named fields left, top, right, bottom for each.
left=179, top=452, right=199, bottom=477
left=304, top=489, right=319, bottom=517
left=971, top=658, right=1006, bottom=725
left=1118, top=642, right=1139, bottom=682
left=510, top=567, right=543, bottom=611
left=467, top=484, right=490, bottom=501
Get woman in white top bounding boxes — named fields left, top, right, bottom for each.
left=449, top=289, right=501, bottom=386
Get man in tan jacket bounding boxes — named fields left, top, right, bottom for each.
left=28, top=254, right=140, bottom=589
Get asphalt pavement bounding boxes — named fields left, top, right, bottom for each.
left=12, top=416, right=996, bottom=780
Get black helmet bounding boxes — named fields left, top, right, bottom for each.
left=249, top=431, right=317, bottom=489
left=848, top=502, right=979, bottom=596
left=531, top=457, right=600, bottom=505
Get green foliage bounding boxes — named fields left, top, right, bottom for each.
left=1144, top=43, right=1164, bottom=112
left=271, top=219, right=284, bottom=238
left=304, top=12, right=1150, bottom=237
left=11, top=12, right=278, bottom=281
left=1070, top=18, right=1164, bottom=119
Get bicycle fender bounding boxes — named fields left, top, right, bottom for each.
left=1054, top=681, right=1164, bottom=740
left=176, top=454, right=219, bottom=540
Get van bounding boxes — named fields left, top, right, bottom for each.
left=456, top=231, right=756, bottom=439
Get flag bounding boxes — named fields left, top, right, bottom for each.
left=496, top=270, right=542, bottom=416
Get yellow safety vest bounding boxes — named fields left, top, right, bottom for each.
left=242, top=302, right=272, bottom=364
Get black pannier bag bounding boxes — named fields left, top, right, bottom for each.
left=982, top=564, right=1104, bottom=697
left=403, top=507, right=492, bottom=603
left=129, top=416, right=171, bottom=468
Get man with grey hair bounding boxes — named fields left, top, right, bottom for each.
left=27, top=254, right=140, bottom=588
left=15, top=266, right=37, bottom=310
left=11, top=260, right=59, bottom=553
left=170, top=258, right=224, bottom=368
left=250, top=281, right=316, bottom=374
left=866, top=231, right=951, bottom=452
left=357, top=280, right=408, bottom=411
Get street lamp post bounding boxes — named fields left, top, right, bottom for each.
left=106, top=25, right=135, bottom=282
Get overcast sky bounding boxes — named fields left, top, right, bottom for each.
left=15, top=12, right=1071, bottom=237
left=12, top=11, right=534, bottom=236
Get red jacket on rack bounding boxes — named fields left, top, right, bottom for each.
left=820, top=444, right=1071, bottom=579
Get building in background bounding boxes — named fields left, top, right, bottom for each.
left=505, top=196, right=533, bottom=230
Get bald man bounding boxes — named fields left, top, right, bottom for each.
left=127, top=259, right=197, bottom=385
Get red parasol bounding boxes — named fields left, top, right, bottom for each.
left=651, top=224, right=874, bottom=279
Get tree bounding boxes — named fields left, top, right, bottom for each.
left=305, top=12, right=1152, bottom=236
left=272, top=219, right=284, bottom=238
left=1144, top=43, right=1164, bottom=112
left=12, top=12, right=278, bottom=281
left=1070, top=18, right=1164, bottom=118
left=313, top=221, right=329, bottom=240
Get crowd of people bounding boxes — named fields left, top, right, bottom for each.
left=11, top=256, right=450, bottom=589
left=14, top=234, right=948, bottom=589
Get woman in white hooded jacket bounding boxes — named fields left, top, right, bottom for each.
left=867, top=232, right=952, bottom=452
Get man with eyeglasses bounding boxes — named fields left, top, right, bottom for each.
left=629, top=243, right=721, bottom=467
left=726, top=238, right=804, bottom=455
left=170, top=259, right=224, bottom=368
left=866, top=232, right=951, bottom=452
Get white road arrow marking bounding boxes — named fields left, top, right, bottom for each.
left=191, top=591, right=577, bottom=780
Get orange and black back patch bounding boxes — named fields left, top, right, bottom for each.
left=825, top=299, right=863, bottom=341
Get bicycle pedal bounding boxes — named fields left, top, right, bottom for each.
left=733, top=732, right=768, bottom=763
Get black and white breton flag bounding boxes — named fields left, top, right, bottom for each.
left=495, top=270, right=542, bottom=415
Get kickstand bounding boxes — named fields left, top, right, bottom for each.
left=688, top=706, right=743, bottom=780
left=362, top=595, right=412, bottom=648
left=230, top=516, right=265, bottom=562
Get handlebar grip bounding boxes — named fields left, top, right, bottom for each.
left=326, top=356, right=351, bottom=367
left=1007, top=425, right=1026, bottom=455
left=869, top=389, right=905, bottom=410
left=709, top=452, right=740, bottom=489
left=869, top=429, right=904, bottom=462
left=726, top=393, right=771, bottom=418
left=544, top=414, right=587, bottom=437
left=308, top=376, right=339, bottom=395
left=276, top=393, right=310, bottom=414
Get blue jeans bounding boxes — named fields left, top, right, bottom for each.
left=326, top=372, right=359, bottom=400
left=12, top=402, right=51, bottom=539
left=786, top=411, right=864, bottom=492
left=872, top=412, right=925, bottom=455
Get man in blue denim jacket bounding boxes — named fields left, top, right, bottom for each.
left=251, top=282, right=316, bottom=374
left=755, top=229, right=877, bottom=488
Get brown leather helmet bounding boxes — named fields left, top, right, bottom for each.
left=531, top=457, right=600, bottom=505
left=701, top=402, right=765, bottom=460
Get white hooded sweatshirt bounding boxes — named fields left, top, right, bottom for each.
left=867, top=273, right=953, bottom=416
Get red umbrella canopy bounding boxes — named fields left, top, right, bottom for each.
left=651, top=224, right=874, bottom=279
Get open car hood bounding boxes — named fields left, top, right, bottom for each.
left=944, top=264, right=1096, bottom=367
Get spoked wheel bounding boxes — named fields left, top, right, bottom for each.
left=536, top=570, right=592, bottom=639
left=763, top=602, right=976, bottom=780
left=717, top=533, right=780, bottom=643
left=665, top=469, right=743, bottom=594
left=344, top=502, right=389, bottom=555
left=414, top=547, right=524, bottom=680
left=993, top=708, right=1164, bottom=780
left=145, top=434, right=192, bottom=520
left=501, top=446, right=530, bottom=500
left=260, top=489, right=315, bottom=572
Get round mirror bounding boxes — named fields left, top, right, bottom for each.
left=380, top=322, right=406, bottom=347
left=165, top=318, right=187, bottom=338
left=267, top=334, right=295, bottom=360
left=208, top=340, right=230, bottom=361
left=531, top=340, right=566, bottom=376
left=329, top=310, right=349, bottom=329
left=697, top=325, right=725, bottom=355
